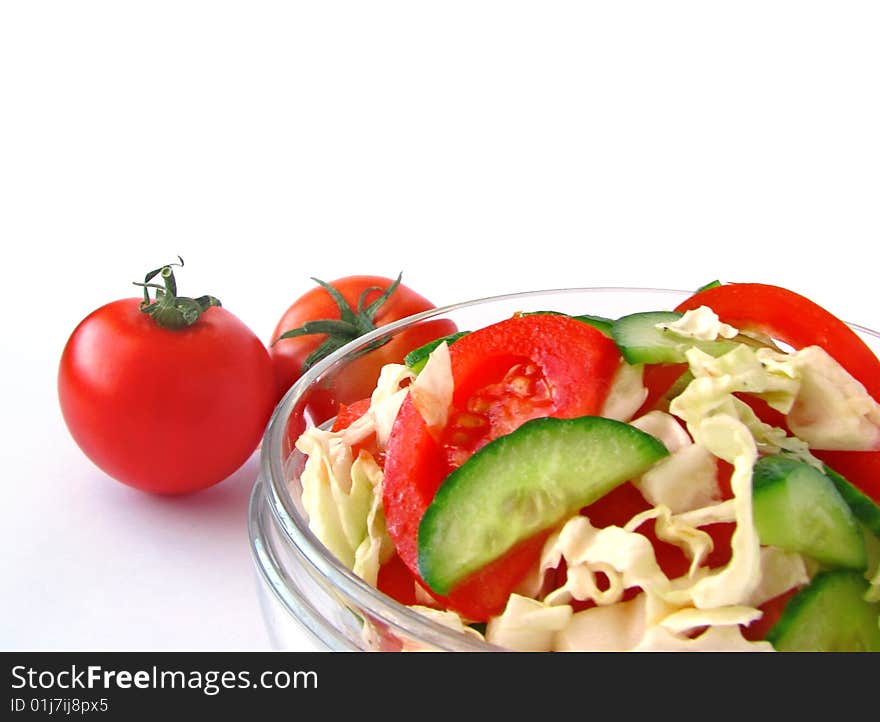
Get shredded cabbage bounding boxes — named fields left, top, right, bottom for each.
left=672, top=414, right=762, bottom=610
left=297, top=432, right=377, bottom=570
left=362, top=363, right=414, bottom=449
left=782, top=346, right=880, bottom=450
left=633, top=624, right=773, bottom=652
left=635, top=443, right=720, bottom=514
left=409, top=340, right=454, bottom=432
left=351, top=454, right=395, bottom=585
left=630, top=410, right=692, bottom=453
left=402, top=607, right=486, bottom=651
left=554, top=594, right=648, bottom=652
left=297, top=342, right=457, bottom=578
left=485, top=595, right=572, bottom=652
left=654, top=305, right=739, bottom=341
left=601, top=361, right=648, bottom=422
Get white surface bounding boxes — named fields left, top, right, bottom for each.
left=2, top=2, right=879, bottom=651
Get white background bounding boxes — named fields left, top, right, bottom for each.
left=2, top=2, right=878, bottom=650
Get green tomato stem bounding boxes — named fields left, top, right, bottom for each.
left=133, top=257, right=221, bottom=330
left=271, top=272, right=403, bottom=372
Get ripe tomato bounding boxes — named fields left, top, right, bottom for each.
left=269, top=273, right=457, bottom=424
left=382, top=313, right=622, bottom=620
left=58, top=261, right=276, bottom=495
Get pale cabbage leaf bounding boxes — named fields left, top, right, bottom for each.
left=601, top=361, right=648, bottom=422
left=484, top=594, right=573, bottom=652
left=654, top=305, right=739, bottom=341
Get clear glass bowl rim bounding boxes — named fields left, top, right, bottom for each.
left=248, top=285, right=880, bottom=651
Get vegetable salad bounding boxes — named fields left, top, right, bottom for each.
left=291, top=283, right=880, bottom=651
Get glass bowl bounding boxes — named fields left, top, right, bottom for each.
left=247, top=287, right=880, bottom=651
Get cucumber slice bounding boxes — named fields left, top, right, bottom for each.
left=417, top=415, right=669, bottom=594
left=573, top=314, right=614, bottom=337
left=404, top=331, right=470, bottom=372
left=611, top=310, right=741, bottom=364
left=823, top=464, right=880, bottom=538
left=766, top=570, right=880, bottom=651
left=752, top=456, right=867, bottom=571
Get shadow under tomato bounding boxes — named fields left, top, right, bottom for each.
left=133, top=451, right=261, bottom=527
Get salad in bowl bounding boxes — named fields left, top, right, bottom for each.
left=251, top=282, right=880, bottom=652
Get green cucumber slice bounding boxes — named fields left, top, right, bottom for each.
left=417, top=415, right=669, bottom=595
left=611, top=310, right=742, bottom=365
left=766, top=570, right=880, bottom=651
left=404, top=331, right=471, bottom=372
left=752, top=456, right=867, bottom=571
left=823, top=464, right=880, bottom=538
left=573, top=314, right=614, bottom=337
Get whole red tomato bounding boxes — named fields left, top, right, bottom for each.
left=269, top=273, right=457, bottom=424
left=58, top=260, right=277, bottom=495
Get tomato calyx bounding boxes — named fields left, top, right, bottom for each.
left=272, top=272, right=403, bottom=372
left=133, top=256, right=221, bottom=331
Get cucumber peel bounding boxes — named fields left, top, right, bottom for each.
left=752, top=455, right=867, bottom=571
left=766, top=570, right=880, bottom=651
left=573, top=313, right=615, bottom=337
left=521, top=311, right=615, bottom=337
left=822, top=464, right=880, bottom=538
left=404, top=331, right=471, bottom=372
left=611, top=310, right=742, bottom=365
left=417, top=415, right=669, bottom=595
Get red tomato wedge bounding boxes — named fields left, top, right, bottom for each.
left=382, top=313, right=622, bottom=620
left=676, top=282, right=880, bottom=504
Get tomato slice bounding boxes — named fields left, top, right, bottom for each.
left=382, top=398, right=448, bottom=571
left=676, top=282, right=880, bottom=504
left=441, top=313, right=621, bottom=461
left=383, top=391, right=554, bottom=620
left=382, top=313, right=622, bottom=621
left=376, top=553, right=419, bottom=607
